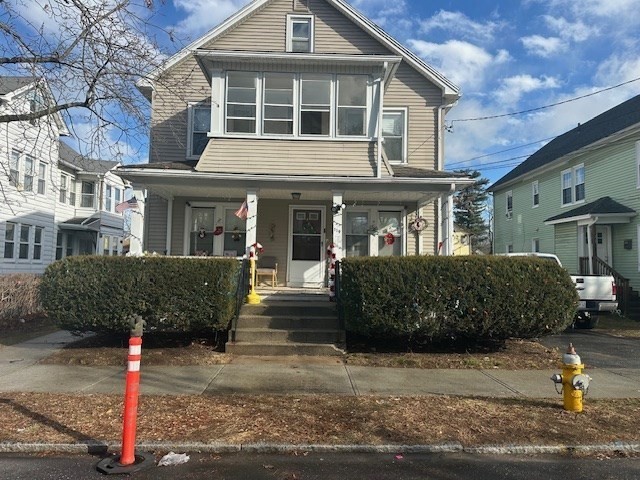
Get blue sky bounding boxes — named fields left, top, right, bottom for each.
left=148, top=0, right=640, bottom=184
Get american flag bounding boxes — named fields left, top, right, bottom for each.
left=115, top=197, right=139, bottom=213
left=234, top=200, right=248, bottom=219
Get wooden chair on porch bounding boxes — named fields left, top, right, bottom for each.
left=256, top=256, right=278, bottom=287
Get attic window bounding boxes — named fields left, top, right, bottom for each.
left=287, top=15, right=314, bottom=53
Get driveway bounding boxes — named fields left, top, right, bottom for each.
left=539, top=330, right=640, bottom=369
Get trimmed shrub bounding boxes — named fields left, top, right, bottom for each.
left=339, top=255, right=578, bottom=343
left=40, top=256, right=242, bottom=333
left=0, top=274, right=44, bottom=323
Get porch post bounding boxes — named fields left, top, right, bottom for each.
left=332, top=191, right=344, bottom=259
left=588, top=223, right=596, bottom=275
left=129, top=187, right=146, bottom=256
left=439, top=190, right=454, bottom=255
left=245, top=190, right=258, bottom=255
left=165, top=196, right=173, bottom=255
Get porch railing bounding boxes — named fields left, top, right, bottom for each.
left=579, top=255, right=630, bottom=315
left=230, top=258, right=249, bottom=342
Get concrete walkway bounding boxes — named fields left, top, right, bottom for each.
left=1, top=331, right=640, bottom=398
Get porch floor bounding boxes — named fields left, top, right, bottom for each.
left=255, top=286, right=330, bottom=302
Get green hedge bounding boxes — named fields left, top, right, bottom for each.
left=339, top=256, right=578, bottom=342
left=40, top=256, right=241, bottom=333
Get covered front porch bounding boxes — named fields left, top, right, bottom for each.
left=117, top=164, right=473, bottom=288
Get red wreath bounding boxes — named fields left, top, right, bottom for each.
left=384, top=232, right=395, bottom=245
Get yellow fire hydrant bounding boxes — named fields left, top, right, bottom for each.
left=551, top=343, right=591, bottom=412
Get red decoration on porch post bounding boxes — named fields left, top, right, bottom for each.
left=328, top=243, right=337, bottom=301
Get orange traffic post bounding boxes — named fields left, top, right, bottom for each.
left=96, top=316, right=154, bottom=474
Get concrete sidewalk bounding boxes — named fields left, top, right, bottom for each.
left=1, top=331, right=640, bottom=398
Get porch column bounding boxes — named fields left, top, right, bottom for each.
left=439, top=189, right=455, bottom=255
left=165, top=196, right=173, bottom=255
left=245, top=190, right=258, bottom=255
left=129, top=187, right=146, bottom=256
left=588, top=223, right=596, bottom=275
left=332, top=191, right=344, bottom=259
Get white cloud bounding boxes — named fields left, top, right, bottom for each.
left=407, top=39, right=510, bottom=93
left=495, top=75, right=561, bottom=104
left=172, top=0, right=251, bottom=39
left=520, top=35, right=565, bottom=57
left=542, top=16, right=599, bottom=42
left=419, top=10, right=504, bottom=43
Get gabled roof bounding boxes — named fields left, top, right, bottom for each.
left=0, top=76, right=38, bottom=95
left=490, top=94, right=640, bottom=192
left=59, top=141, right=118, bottom=174
left=143, top=0, right=459, bottom=101
left=545, top=196, right=635, bottom=225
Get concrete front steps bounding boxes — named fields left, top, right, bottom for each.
left=226, top=292, right=345, bottom=356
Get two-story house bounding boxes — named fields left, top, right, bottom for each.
left=1, top=76, right=128, bottom=274
left=490, top=94, right=640, bottom=314
left=117, top=0, right=472, bottom=288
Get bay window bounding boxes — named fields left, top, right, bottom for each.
left=300, top=74, right=331, bottom=136
left=106, top=185, right=112, bottom=211
left=226, top=71, right=257, bottom=134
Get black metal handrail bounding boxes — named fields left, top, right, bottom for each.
left=230, top=258, right=249, bottom=342
left=592, top=256, right=630, bottom=315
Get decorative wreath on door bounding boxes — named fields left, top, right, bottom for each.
left=384, top=232, right=395, bottom=245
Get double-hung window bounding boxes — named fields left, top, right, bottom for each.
left=226, top=71, right=257, bottom=134
left=287, top=15, right=314, bottom=53
left=300, top=74, right=331, bottom=136
left=561, top=165, right=585, bottom=205
left=337, top=75, right=367, bottom=137
left=69, top=178, right=77, bottom=205
left=33, top=227, right=43, bottom=260
left=263, top=73, right=294, bottom=135
left=4, top=222, right=16, bottom=259
left=190, top=104, right=211, bottom=156
left=19, top=225, right=30, bottom=259
left=532, top=181, right=539, bottom=207
left=81, top=181, right=95, bottom=208
left=506, top=191, right=513, bottom=218
left=114, top=187, right=121, bottom=208
left=105, top=185, right=113, bottom=212
left=9, top=150, right=20, bottom=187
left=23, top=155, right=34, bottom=192
left=37, top=161, right=46, bottom=194
left=382, top=109, right=407, bottom=163
left=59, top=174, right=68, bottom=203
left=345, top=211, right=369, bottom=257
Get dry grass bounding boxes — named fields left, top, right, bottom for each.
left=595, top=315, right=640, bottom=338
left=1, top=393, right=639, bottom=447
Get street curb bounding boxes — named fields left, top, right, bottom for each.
left=2, top=441, right=640, bottom=455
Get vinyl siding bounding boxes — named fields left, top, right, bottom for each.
left=197, top=138, right=376, bottom=175
left=145, top=194, right=168, bottom=253
left=209, top=0, right=391, bottom=54
left=493, top=132, right=640, bottom=289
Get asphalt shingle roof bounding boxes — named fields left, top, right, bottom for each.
left=545, top=196, right=636, bottom=223
left=490, top=94, right=640, bottom=192
left=59, top=142, right=118, bottom=174
left=0, top=76, right=37, bottom=95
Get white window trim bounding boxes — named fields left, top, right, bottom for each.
left=286, top=14, right=314, bottom=53
left=506, top=190, right=513, bottom=219
left=561, top=164, right=585, bottom=207
left=219, top=71, right=373, bottom=141
left=105, top=184, right=113, bottom=212
left=262, top=72, right=295, bottom=136
left=3, top=222, right=17, bottom=260
left=225, top=71, right=260, bottom=136
left=182, top=201, right=248, bottom=256
left=382, top=107, right=408, bottom=164
left=532, top=180, right=539, bottom=208
left=37, top=161, right=47, bottom=195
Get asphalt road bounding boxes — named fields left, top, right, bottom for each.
left=1, top=452, right=640, bottom=479
left=539, top=329, right=640, bottom=369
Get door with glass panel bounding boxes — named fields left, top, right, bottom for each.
left=190, top=207, right=215, bottom=256
left=288, top=207, right=325, bottom=287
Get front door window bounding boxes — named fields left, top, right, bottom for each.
left=378, top=211, right=402, bottom=256
left=292, top=209, right=322, bottom=261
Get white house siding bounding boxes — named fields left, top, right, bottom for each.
left=0, top=102, right=61, bottom=274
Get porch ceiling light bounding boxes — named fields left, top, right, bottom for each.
left=291, top=192, right=301, bottom=200
left=331, top=203, right=346, bottom=214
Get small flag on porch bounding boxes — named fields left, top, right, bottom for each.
left=115, top=197, right=139, bottom=213
left=234, top=200, right=248, bottom=219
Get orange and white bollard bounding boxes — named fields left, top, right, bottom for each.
left=96, top=317, right=154, bottom=474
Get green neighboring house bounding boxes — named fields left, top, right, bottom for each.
left=489, top=94, right=640, bottom=316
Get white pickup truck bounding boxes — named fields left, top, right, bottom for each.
left=504, top=253, right=618, bottom=328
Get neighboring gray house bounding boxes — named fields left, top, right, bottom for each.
left=490, top=94, right=640, bottom=316
left=117, top=0, right=472, bottom=288
left=1, top=77, right=128, bottom=274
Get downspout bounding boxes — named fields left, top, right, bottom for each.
left=586, top=217, right=599, bottom=275
left=376, top=62, right=387, bottom=179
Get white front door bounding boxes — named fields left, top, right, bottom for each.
left=288, top=206, right=325, bottom=287
left=595, top=225, right=612, bottom=264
